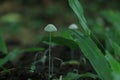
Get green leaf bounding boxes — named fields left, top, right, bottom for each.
left=69, top=30, right=113, bottom=80
left=8, top=49, right=21, bottom=61
left=63, top=72, right=80, bottom=80
left=105, top=51, right=120, bottom=80
left=0, top=31, right=7, bottom=53
left=63, top=72, right=98, bottom=80
left=0, top=49, right=20, bottom=66
left=68, top=0, right=91, bottom=35
left=112, top=42, right=120, bottom=57
left=102, top=10, right=120, bottom=45
left=79, top=73, right=98, bottom=79
left=30, top=65, right=36, bottom=72
left=101, top=10, right=120, bottom=28
left=42, top=36, right=79, bottom=50
left=59, top=29, right=73, bottom=40
left=63, top=60, right=80, bottom=65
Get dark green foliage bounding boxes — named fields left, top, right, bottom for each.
left=69, top=30, right=113, bottom=80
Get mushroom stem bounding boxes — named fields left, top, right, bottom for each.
left=48, top=32, right=52, bottom=80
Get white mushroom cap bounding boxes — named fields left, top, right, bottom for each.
left=68, top=24, right=78, bottom=30
left=44, top=24, right=57, bottom=32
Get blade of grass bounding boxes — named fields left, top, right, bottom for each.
left=105, top=51, right=120, bottom=80
left=101, top=10, right=120, bottom=28
left=0, top=49, right=20, bottom=67
left=0, top=31, right=7, bottom=53
left=68, top=0, right=113, bottom=80
left=112, top=42, right=120, bottom=57
left=69, top=30, right=113, bottom=80
left=102, top=10, right=120, bottom=45
left=63, top=72, right=98, bottom=80
left=69, top=0, right=105, bottom=51
left=68, top=0, right=91, bottom=35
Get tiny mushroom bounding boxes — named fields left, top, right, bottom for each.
left=44, top=24, right=57, bottom=32
left=68, top=24, right=78, bottom=30
left=44, top=24, right=57, bottom=79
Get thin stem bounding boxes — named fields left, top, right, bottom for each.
left=48, top=32, right=52, bottom=80
left=34, top=52, right=40, bottom=63
left=51, top=58, right=54, bottom=76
